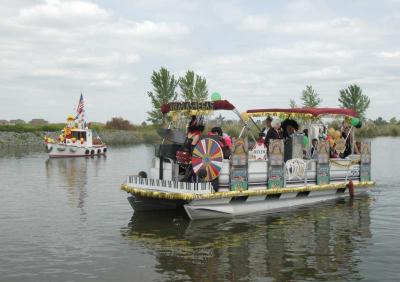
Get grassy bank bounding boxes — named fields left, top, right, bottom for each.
left=356, top=122, right=400, bottom=138
left=0, top=121, right=399, bottom=149
left=0, top=123, right=161, bottom=148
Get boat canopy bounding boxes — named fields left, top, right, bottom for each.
left=246, top=108, right=357, bottom=118
left=161, top=100, right=235, bottom=114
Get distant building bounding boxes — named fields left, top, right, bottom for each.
left=29, top=119, right=49, bottom=125
left=0, top=119, right=9, bottom=125
left=9, top=119, right=25, bottom=125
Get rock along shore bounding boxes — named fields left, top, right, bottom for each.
left=0, top=130, right=159, bottom=151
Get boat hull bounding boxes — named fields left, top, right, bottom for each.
left=47, top=143, right=107, bottom=158
left=183, top=187, right=367, bottom=220
left=123, top=180, right=373, bottom=220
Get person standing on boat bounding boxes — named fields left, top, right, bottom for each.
left=265, top=117, right=282, bottom=147
left=340, top=121, right=352, bottom=158
left=261, top=116, right=273, bottom=137
left=187, top=116, right=204, bottom=146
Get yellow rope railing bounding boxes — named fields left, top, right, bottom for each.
left=121, top=181, right=375, bottom=201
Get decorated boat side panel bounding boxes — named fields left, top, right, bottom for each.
left=230, top=138, right=249, bottom=191
left=268, top=139, right=284, bottom=189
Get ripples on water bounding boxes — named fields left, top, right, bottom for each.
left=0, top=138, right=399, bottom=281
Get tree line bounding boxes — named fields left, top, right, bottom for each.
left=146, top=67, right=373, bottom=124
left=290, top=84, right=370, bottom=119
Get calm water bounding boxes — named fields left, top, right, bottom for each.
left=0, top=138, right=399, bottom=282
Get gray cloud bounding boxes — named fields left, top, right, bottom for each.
left=0, top=0, right=399, bottom=123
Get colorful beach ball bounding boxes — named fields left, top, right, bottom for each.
left=192, top=138, right=223, bottom=181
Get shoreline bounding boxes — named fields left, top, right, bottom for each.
left=0, top=130, right=160, bottom=151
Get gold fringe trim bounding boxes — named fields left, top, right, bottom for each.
left=330, top=159, right=360, bottom=167
left=121, top=181, right=375, bottom=201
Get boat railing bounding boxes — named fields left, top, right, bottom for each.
left=125, top=175, right=214, bottom=194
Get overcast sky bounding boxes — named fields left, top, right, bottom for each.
left=0, top=0, right=399, bottom=123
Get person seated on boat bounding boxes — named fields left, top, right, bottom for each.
left=265, top=117, right=282, bottom=146
left=330, top=143, right=339, bottom=158
left=208, top=127, right=231, bottom=159
left=187, top=115, right=205, bottom=146
left=257, top=132, right=266, bottom=144
left=281, top=118, right=299, bottom=139
left=261, top=116, right=272, bottom=137
left=309, top=138, right=318, bottom=159
left=319, top=126, right=327, bottom=141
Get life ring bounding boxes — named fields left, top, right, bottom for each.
left=191, top=137, right=223, bottom=181
left=57, top=146, right=66, bottom=151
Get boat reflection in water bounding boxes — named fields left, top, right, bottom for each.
left=121, top=196, right=372, bottom=281
left=45, top=157, right=91, bottom=210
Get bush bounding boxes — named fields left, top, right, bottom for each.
left=105, top=117, right=135, bottom=131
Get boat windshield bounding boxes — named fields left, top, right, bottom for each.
left=71, top=130, right=86, bottom=141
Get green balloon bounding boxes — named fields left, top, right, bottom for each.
left=351, top=117, right=360, bottom=127
left=303, top=135, right=309, bottom=146
left=211, top=92, right=221, bottom=101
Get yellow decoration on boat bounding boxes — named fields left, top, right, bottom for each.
left=247, top=112, right=315, bottom=120
left=240, top=112, right=249, bottom=122
left=121, top=181, right=375, bottom=201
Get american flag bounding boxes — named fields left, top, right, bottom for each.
left=76, top=93, right=84, bottom=120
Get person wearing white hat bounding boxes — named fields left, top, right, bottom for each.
left=265, top=117, right=282, bottom=146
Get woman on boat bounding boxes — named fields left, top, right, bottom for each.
left=265, top=117, right=282, bottom=145
left=208, top=127, right=231, bottom=159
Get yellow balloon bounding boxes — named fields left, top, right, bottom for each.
left=334, top=130, right=341, bottom=140
left=72, top=137, right=76, bottom=142
left=329, top=139, right=335, bottom=147
left=328, top=128, right=335, bottom=137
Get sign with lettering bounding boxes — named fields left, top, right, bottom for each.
left=360, top=141, right=371, bottom=182
left=250, top=142, right=267, bottom=160
left=317, top=140, right=330, bottom=185
left=268, top=139, right=284, bottom=188
left=168, top=101, right=213, bottom=112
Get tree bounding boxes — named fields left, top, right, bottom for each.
left=147, top=67, right=178, bottom=124
left=105, top=117, right=134, bottom=130
left=289, top=99, right=298, bottom=108
left=338, top=84, right=370, bottom=118
left=301, top=85, right=322, bottom=108
left=389, top=117, right=397, bottom=124
left=179, top=70, right=208, bottom=101
left=374, top=117, right=387, bottom=125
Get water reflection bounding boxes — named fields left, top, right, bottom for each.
left=121, top=196, right=372, bottom=281
left=45, top=157, right=95, bottom=210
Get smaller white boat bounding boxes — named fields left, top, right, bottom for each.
left=44, top=94, right=107, bottom=158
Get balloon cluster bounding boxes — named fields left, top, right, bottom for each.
left=327, top=128, right=342, bottom=146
